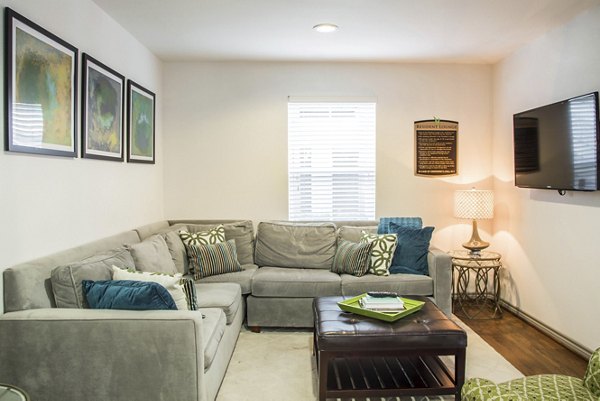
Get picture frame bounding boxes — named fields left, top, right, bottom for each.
left=127, top=80, right=155, bottom=164
left=4, top=8, right=78, bottom=157
left=81, top=53, right=125, bottom=161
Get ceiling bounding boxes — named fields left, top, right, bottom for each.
left=92, top=0, right=600, bottom=63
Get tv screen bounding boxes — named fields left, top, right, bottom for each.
left=513, top=92, right=600, bottom=191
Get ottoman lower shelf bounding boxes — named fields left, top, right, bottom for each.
left=313, top=296, right=467, bottom=401
left=321, top=355, right=456, bottom=398
left=325, top=354, right=457, bottom=399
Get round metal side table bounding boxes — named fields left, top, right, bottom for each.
left=449, top=250, right=503, bottom=319
left=0, top=384, right=29, bottom=401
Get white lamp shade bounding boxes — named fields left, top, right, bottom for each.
left=454, top=189, right=494, bottom=220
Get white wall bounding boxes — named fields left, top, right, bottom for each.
left=163, top=61, right=494, bottom=251
left=492, top=5, right=600, bottom=351
left=0, top=0, right=164, bottom=313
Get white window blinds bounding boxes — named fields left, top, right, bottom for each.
left=288, top=100, right=376, bottom=221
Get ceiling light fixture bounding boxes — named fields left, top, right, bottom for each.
left=313, top=23, right=339, bottom=33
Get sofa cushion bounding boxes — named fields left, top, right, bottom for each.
left=112, top=267, right=189, bottom=311
left=389, top=223, right=434, bottom=275
left=50, top=247, right=134, bottom=308
left=187, top=221, right=255, bottom=265
left=252, top=266, right=342, bottom=297
left=133, top=221, right=170, bottom=240
left=331, top=240, right=373, bottom=277
left=340, top=272, right=433, bottom=296
left=82, top=280, right=177, bottom=310
left=377, top=217, right=423, bottom=234
left=186, top=240, right=243, bottom=279
left=195, top=282, right=242, bottom=324
left=200, top=308, right=227, bottom=370
left=255, top=222, right=337, bottom=269
left=128, top=234, right=178, bottom=275
left=361, top=232, right=398, bottom=276
left=194, top=264, right=257, bottom=294
left=337, top=225, right=377, bottom=243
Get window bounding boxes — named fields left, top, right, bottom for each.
left=288, top=99, right=376, bottom=221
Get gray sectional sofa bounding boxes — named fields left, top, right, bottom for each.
left=0, top=218, right=451, bottom=401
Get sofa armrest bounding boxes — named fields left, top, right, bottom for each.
left=427, top=247, right=452, bottom=316
left=0, top=308, right=206, bottom=401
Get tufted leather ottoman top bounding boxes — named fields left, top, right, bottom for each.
left=314, top=296, right=467, bottom=352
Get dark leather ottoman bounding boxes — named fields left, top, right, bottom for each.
left=313, top=296, right=467, bottom=401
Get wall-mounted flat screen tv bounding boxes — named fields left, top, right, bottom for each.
left=513, top=92, right=600, bottom=191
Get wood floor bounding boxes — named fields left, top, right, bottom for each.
left=456, top=302, right=589, bottom=378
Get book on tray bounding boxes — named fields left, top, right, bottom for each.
left=359, top=295, right=405, bottom=312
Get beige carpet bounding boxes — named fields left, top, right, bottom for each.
left=216, top=318, right=523, bottom=401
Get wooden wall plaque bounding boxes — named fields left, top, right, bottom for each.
left=414, top=119, right=458, bottom=177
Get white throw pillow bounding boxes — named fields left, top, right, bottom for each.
left=112, top=266, right=188, bottom=310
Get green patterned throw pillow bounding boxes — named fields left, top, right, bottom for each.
left=179, top=224, right=225, bottom=247
left=331, top=240, right=374, bottom=277
left=360, top=231, right=398, bottom=276
left=185, top=240, right=242, bottom=280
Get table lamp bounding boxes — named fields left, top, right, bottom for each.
left=454, top=189, right=494, bottom=255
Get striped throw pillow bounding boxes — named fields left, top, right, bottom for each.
left=186, top=240, right=242, bottom=279
left=331, top=240, right=374, bottom=277
left=180, top=277, right=197, bottom=311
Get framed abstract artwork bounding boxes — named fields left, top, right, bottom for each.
left=127, top=80, right=155, bottom=164
left=81, top=53, right=125, bottom=161
left=4, top=8, right=78, bottom=157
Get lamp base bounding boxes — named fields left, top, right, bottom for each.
left=462, top=220, right=490, bottom=255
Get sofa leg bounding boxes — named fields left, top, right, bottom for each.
left=248, top=326, right=261, bottom=333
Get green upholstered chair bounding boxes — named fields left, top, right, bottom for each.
left=462, top=348, right=600, bottom=401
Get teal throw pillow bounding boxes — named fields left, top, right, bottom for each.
left=331, top=239, right=374, bottom=277
left=377, top=217, right=423, bottom=234
left=82, top=280, right=177, bottom=310
left=388, top=223, right=434, bottom=275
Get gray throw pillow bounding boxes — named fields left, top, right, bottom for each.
left=337, top=225, right=377, bottom=243
left=162, top=230, right=188, bottom=275
left=255, top=222, right=337, bottom=269
left=51, top=247, right=134, bottom=308
left=128, top=235, right=178, bottom=274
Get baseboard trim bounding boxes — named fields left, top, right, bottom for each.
left=499, top=300, right=592, bottom=360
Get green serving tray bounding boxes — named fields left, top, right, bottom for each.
left=337, top=294, right=425, bottom=322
